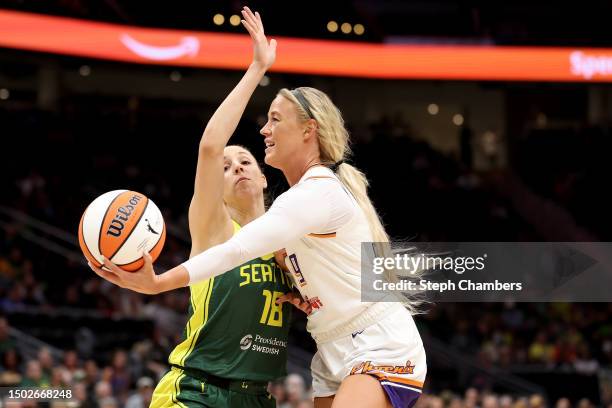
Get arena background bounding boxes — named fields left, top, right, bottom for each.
left=0, top=1, right=611, bottom=407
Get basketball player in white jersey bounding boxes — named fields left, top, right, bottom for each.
left=91, top=25, right=427, bottom=408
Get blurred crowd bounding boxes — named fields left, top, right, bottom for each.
left=423, top=302, right=612, bottom=370
left=415, top=388, right=610, bottom=408
left=1, top=314, right=316, bottom=407
left=0, top=316, right=608, bottom=408
left=0, top=313, right=317, bottom=408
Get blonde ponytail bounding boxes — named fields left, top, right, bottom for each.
left=335, top=163, right=388, bottom=243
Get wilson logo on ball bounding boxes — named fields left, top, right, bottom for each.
left=106, top=194, right=143, bottom=237
left=79, top=190, right=166, bottom=272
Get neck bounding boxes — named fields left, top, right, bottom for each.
left=283, top=155, right=322, bottom=186
left=227, top=196, right=266, bottom=226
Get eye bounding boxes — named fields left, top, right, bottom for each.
left=241, top=160, right=251, bottom=165
left=272, top=117, right=279, bottom=122
left=223, top=164, right=230, bottom=171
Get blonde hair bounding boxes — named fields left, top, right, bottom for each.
left=279, top=87, right=425, bottom=313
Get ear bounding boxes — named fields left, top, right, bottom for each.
left=261, top=173, right=268, bottom=190
left=303, top=119, right=318, bottom=142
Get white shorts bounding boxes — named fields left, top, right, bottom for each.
left=310, top=303, right=427, bottom=408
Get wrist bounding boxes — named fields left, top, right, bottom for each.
left=156, top=266, right=190, bottom=293
left=249, top=62, right=268, bottom=74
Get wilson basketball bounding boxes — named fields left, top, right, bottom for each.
left=78, top=190, right=166, bottom=271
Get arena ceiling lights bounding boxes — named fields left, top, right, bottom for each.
left=1, top=9, right=611, bottom=82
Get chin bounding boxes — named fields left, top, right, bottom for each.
left=234, top=185, right=259, bottom=199
left=264, top=153, right=282, bottom=169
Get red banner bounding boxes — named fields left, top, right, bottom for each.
left=1, top=9, right=612, bottom=82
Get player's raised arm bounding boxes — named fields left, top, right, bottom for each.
left=188, top=6, right=277, bottom=253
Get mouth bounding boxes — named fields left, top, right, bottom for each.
left=264, top=138, right=275, bottom=153
left=235, top=177, right=250, bottom=185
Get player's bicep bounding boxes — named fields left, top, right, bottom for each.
left=233, top=184, right=335, bottom=256
left=188, top=197, right=232, bottom=250
left=189, top=146, right=231, bottom=234
left=189, top=146, right=235, bottom=248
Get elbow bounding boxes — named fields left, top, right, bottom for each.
left=198, top=134, right=224, bottom=156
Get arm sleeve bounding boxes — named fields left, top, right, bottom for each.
left=182, top=178, right=353, bottom=285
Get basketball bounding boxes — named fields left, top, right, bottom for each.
left=78, top=190, right=166, bottom=271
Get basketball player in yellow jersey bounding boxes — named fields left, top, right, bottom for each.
left=143, top=8, right=291, bottom=408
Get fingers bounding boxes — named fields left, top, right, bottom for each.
left=253, top=10, right=264, bottom=32
left=269, top=38, right=277, bottom=52
left=102, top=256, right=125, bottom=276
left=143, top=250, right=153, bottom=267
left=243, top=7, right=260, bottom=28
left=88, top=261, right=122, bottom=286
left=242, top=7, right=264, bottom=34
left=241, top=8, right=258, bottom=33
left=275, top=292, right=312, bottom=315
left=241, top=17, right=256, bottom=36
left=275, top=293, right=294, bottom=304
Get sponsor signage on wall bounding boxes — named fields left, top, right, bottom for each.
left=2, top=9, right=612, bottom=82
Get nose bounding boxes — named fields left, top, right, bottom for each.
left=260, top=122, right=271, bottom=137
left=233, top=162, right=244, bottom=174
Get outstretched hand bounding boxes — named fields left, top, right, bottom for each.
left=276, top=291, right=313, bottom=315
left=88, top=252, right=161, bottom=295
left=241, top=6, right=276, bottom=70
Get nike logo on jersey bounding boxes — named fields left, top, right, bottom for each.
left=351, top=329, right=365, bottom=338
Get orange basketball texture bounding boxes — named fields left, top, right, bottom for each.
left=79, top=190, right=165, bottom=272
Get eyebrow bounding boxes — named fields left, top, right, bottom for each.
left=224, top=153, right=252, bottom=160
left=268, top=110, right=281, bottom=117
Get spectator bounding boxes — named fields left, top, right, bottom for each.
left=528, top=332, right=554, bottom=363
left=0, top=317, right=16, bottom=353
left=281, top=374, right=306, bottom=408
left=37, top=346, right=54, bottom=383
left=483, top=394, right=500, bottom=408
left=94, top=380, right=113, bottom=401
left=574, top=345, right=599, bottom=375
left=555, top=398, right=571, bottom=408
left=61, top=349, right=80, bottom=376
left=428, top=396, right=445, bottom=408
left=109, top=349, right=132, bottom=403
left=125, top=376, right=154, bottom=408
left=72, top=382, right=88, bottom=407
left=49, top=367, right=70, bottom=388
left=296, top=401, right=314, bottom=408
left=528, top=394, right=545, bottom=408
left=269, top=380, right=286, bottom=404
left=20, top=359, right=47, bottom=387
left=0, top=348, right=22, bottom=385
left=449, top=396, right=465, bottom=408
left=464, top=388, right=480, bottom=408
left=98, top=396, right=119, bottom=408
left=499, top=395, right=513, bottom=408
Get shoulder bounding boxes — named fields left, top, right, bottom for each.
left=293, top=167, right=344, bottom=196
left=274, top=175, right=344, bottom=211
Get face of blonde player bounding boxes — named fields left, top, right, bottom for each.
left=260, top=95, right=307, bottom=170
left=222, top=145, right=267, bottom=207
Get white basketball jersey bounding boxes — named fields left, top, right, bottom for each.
left=283, top=166, right=375, bottom=336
